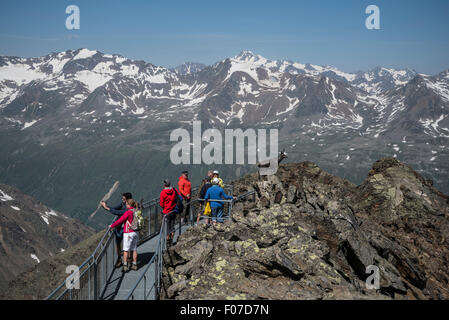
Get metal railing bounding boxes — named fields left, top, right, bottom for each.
left=126, top=213, right=168, bottom=300
left=125, top=187, right=257, bottom=300
left=187, top=186, right=259, bottom=225
left=46, top=195, right=174, bottom=300
left=188, top=185, right=235, bottom=224
left=46, top=223, right=117, bottom=300
left=189, top=198, right=233, bottom=224
left=46, top=184, right=255, bottom=300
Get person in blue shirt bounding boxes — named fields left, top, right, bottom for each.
left=204, top=178, right=235, bottom=224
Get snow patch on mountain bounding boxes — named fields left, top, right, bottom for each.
left=92, top=61, right=115, bottom=75
left=0, top=62, right=47, bottom=84
left=39, top=209, right=58, bottom=225
left=45, top=209, right=58, bottom=217
left=30, top=253, right=40, bottom=263
left=424, top=78, right=449, bottom=102
left=145, top=73, right=167, bottom=84
left=0, top=189, right=14, bottom=201
left=73, top=49, right=97, bottom=60
left=74, top=70, right=113, bottom=92
left=419, top=114, right=449, bottom=138
left=238, top=78, right=259, bottom=96
left=48, top=57, right=70, bottom=73
left=22, top=119, right=39, bottom=130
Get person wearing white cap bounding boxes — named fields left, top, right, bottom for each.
left=204, top=178, right=235, bottom=224
left=212, top=170, right=224, bottom=188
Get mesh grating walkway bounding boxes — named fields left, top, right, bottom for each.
left=101, top=223, right=189, bottom=300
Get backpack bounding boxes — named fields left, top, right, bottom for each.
left=174, top=189, right=184, bottom=214
left=128, top=204, right=144, bottom=231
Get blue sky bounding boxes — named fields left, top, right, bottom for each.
left=0, top=0, right=448, bottom=74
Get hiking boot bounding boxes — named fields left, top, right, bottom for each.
left=115, top=260, right=123, bottom=268
left=131, top=264, right=138, bottom=271
left=122, top=264, right=129, bottom=273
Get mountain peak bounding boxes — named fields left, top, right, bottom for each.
left=171, top=62, right=206, bottom=75
left=234, top=50, right=266, bottom=63
left=72, top=48, right=98, bottom=60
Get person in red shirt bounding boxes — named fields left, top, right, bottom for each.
left=160, top=179, right=178, bottom=244
left=178, top=170, right=192, bottom=224
left=109, top=199, right=139, bottom=272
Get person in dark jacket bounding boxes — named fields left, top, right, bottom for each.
left=101, top=192, right=133, bottom=268
left=196, top=170, right=213, bottom=197
left=197, top=176, right=212, bottom=225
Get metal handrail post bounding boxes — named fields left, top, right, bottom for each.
left=178, top=206, right=181, bottom=236
left=156, top=206, right=159, bottom=231
left=148, top=207, right=151, bottom=237
left=105, top=248, right=108, bottom=285
left=155, top=255, right=159, bottom=299
left=189, top=201, right=193, bottom=226
left=88, top=263, right=91, bottom=300
left=93, top=261, right=98, bottom=300
left=229, top=200, right=233, bottom=219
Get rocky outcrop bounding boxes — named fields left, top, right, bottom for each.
left=161, top=159, right=449, bottom=300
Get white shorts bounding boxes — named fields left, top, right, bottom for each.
left=123, top=232, right=139, bottom=251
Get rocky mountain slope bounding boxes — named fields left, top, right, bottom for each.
left=0, top=183, right=95, bottom=293
left=162, top=159, right=449, bottom=299
left=1, top=229, right=104, bottom=300
left=171, top=62, right=207, bottom=75
left=0, top=49, right=448, bottom=228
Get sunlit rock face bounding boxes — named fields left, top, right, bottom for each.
left=162, top=159, right=449, bottom=300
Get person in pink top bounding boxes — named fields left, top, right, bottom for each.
left=109, top=199, right=139, bottom=272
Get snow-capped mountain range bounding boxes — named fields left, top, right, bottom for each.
left=0, top=49, right=448, bottom=139
left=0, top=48, right=448, bottom=225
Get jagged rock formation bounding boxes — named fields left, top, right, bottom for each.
left=162, top=159, right=449, bottom=300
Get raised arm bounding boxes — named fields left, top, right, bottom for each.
left=109, top=206, right=125, bottom=216
left=110, top=210, right=129, bottom=229
left=109, top=202, right=123, bottom=211
left=103, top=202, right=125, bottom=216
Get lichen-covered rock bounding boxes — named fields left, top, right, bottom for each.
left=161, top=159, right=449, bottom=300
